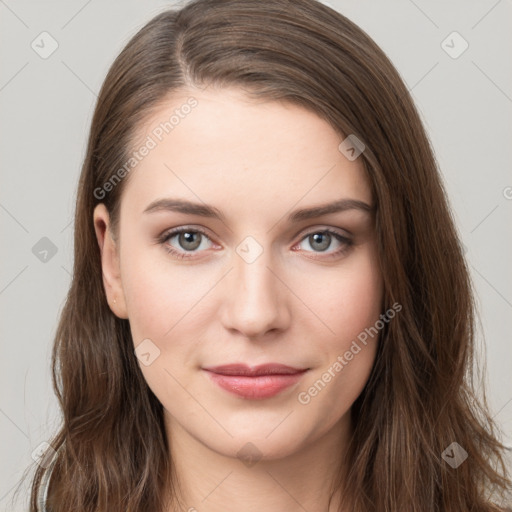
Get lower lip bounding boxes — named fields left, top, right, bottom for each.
left=204, top=370, right=307, bottom=400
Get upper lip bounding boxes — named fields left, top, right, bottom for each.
left=203, top=363, right=308, bottom=376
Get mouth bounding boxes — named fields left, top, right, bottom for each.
left=202, top=363, right=309, bottom=400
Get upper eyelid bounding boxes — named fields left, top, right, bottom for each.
left=162, top=225, right=213, bottom=242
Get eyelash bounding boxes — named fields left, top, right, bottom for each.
left=157, top=227, right=353, bottom=260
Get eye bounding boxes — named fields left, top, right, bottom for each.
left=158, top=227, right=215, bottom=259
left=157, top=226, right=353, bottom=261
left=294, top=229, right=353, bottom=259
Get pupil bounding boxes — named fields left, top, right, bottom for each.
left=310, top=232, right=330, bottom=251
left=180, top=232, right=201, bottom=250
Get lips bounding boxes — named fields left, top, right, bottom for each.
left=203, top=363, right=307, bottom=376
left=202, top=363, right=308, bottom=399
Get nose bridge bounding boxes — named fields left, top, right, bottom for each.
left=221, top=235, right=289, bottom=337
left=235, top=244, right=276, bottom=300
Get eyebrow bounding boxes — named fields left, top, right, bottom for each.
left=143, top=197, right=374, bottom=222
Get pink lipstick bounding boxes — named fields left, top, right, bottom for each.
left=202, top=363, right=308, bottom=400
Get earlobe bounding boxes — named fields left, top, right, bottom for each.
left=92, top=203, right=129, bottom=319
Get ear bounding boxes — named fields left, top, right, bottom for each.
left=93, top=203, right=129, bottom=319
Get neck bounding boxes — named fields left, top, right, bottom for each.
left=164, top=411, right=353, bottom=512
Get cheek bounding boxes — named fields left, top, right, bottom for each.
left=329, top=247, right=383, bottom=374
left=301, top=341, right=377, bottom=438
left=121, top=263, right=170, bottom=342
left=120, top=243, right=208, bottom=343
left=119, top=249, right=207, bottom=409
left=300, top=244, right=383, bottom=346
left=295, top=246, right=382, bottom=416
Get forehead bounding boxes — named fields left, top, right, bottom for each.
left=120, top=87, right=372, bottom=221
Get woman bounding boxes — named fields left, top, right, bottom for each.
left=26, top=0, right=511, bottom=510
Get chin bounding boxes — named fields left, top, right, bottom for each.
left=205, top=431, right=308, bottom=463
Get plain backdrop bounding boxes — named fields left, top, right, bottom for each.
left=1, top=0, right=511, bottom=509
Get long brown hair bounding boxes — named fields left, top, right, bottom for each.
left=19, top=0, right=511, bottom=510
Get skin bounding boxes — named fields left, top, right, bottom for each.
left=94, top=87, right=384, bottom=512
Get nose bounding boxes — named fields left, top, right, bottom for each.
left=219, top=243, right=291, bottom=339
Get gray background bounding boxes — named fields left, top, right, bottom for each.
left=1, top=0, right=511, bottom=509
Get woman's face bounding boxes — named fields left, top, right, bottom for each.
left=94, top=87, right=383, bottom=461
